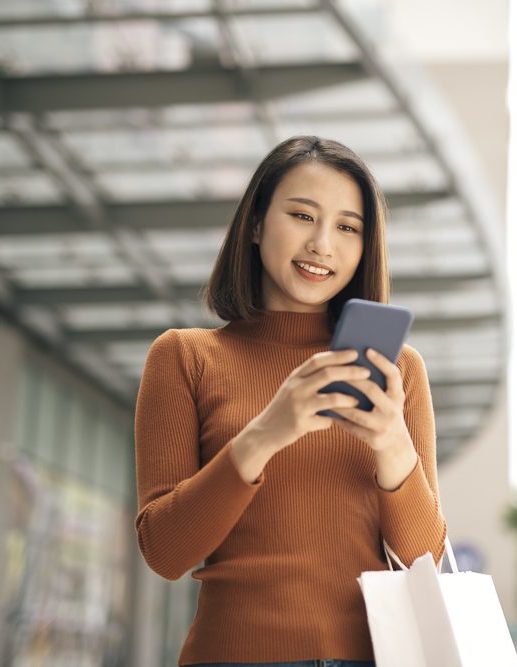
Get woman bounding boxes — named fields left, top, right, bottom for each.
left=134, top=135, right=447, bottom=667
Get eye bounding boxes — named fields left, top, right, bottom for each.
left=292, top=212, right=313, bottom=222
left=291, top=213, right=359, bottom=234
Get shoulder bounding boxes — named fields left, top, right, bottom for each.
left=398, top=342, right=426, bottom=367
left=145, top=326, right=221, bottom=379
left=145, top=328, right=185, bottom=359
left=142, top=328, right=195, bottom=376
left=397, top=342, right=428, bottom=378
left=149, top=326, right=217, bottom=352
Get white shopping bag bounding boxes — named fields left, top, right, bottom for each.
left=357, top=536, right=517, bottom=667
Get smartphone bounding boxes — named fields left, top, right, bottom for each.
left=316, top=298, right=414, bottom=421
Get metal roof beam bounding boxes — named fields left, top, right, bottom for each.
left=0, top=190, right=452, bottom=234
left=14, top=286, right=157, bottom=305
left=39, top=108, right=402, bottom=132
left=0, top=5, right=323, bottom=27
left=11, top=272, right=494, bottom=306
left=0, top=205, right=89, bottom=233
left=392, top=274, right=493, bottom=292
left=1, top=63, right=367, bottom=114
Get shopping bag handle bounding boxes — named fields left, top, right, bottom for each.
left=383, top=535, right=459, bottom=573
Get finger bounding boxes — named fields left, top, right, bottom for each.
left=300, top=365, right=371, bottom=398
left=333, top=408, right=382, bottom=430
left=297, top=349, right=358, bottom=378
left=333, top=412, right=372, bottom=441
left=311, top=392, right=360, bottom=413
left=345, top=378, right=391, bottom=412
left=365, top=348, right=403, bottom=399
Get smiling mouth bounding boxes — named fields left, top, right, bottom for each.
left=292, top=261, right=334, bottom=281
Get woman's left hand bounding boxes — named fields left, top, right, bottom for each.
left=332, top=347, right=413, bottom=453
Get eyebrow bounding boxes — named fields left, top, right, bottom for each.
left=285, top=197, right=364, bottom=223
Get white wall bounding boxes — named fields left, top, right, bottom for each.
left=427, top=60, right=513, bottom=621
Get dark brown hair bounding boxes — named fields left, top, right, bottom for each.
left=200, top=135, right=391, bottom=333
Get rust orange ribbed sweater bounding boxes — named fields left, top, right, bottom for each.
left=134, top=309, right=447, bottom=665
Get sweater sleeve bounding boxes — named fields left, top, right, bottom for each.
left=373, top=344, right=447, bottom=567
left=134, top=329, right=265, bottom=581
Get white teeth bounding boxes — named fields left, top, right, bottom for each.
left=295, top=261, right=331, bottom=275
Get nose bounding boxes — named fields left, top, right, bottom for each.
left=307, top=226, right=333, bottom=257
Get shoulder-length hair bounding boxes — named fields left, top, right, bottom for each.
left=200, top=135, right=391, bottom=333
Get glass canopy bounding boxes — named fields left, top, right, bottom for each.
left=0, top=0, right=505, bottom=463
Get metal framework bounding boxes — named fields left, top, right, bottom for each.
left=0, top=0, right=506, bottom=463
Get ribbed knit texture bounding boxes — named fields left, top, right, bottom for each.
left=134, top=309, right=447, bottom=664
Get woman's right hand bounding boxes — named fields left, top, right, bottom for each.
left=249, top=349, right=371, bottom=453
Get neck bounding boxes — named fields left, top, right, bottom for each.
left=223, top=309, right=333, bottom=346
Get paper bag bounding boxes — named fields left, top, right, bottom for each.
left=357, top=536, right=517, bottom=666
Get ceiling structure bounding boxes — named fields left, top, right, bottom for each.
left=0, top=0, right=506, bottom=463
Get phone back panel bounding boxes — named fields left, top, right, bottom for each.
left=317, top=299, right=414, bottom=418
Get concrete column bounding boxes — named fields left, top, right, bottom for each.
left=0, top=320, right=25, bottom=662
left=0, top=320, right=24, bottom=454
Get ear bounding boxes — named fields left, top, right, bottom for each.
left=252, top=221, right=262, bottom=245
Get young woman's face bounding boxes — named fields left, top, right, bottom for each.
left=252, top=161, right=365, bottom=312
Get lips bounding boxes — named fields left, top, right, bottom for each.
left=293, top=260, right=334, bottom=273
left=292, top=261, right=334, bottom=282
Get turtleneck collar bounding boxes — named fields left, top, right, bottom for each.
left=222, top=309, right=333, bottom=346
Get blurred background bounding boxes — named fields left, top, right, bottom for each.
left=0, top=0, right=513, bottom=665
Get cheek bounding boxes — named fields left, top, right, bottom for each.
left=263, top=223, right=294, bottom=256
left=337, top=239, right=364, bottom=274
left=352, top=235, right=364, bottom=256
left=339, top=234, right=363, bottom=250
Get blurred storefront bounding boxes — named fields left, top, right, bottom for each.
left=0, top=348, right=133, bottom=666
